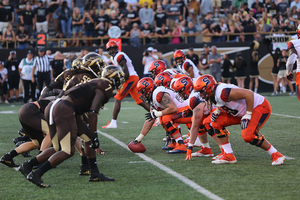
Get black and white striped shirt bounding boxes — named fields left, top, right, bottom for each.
left=33, top=55, right=52, bottom=72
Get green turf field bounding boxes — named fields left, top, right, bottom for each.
left=0, top=94, right=299, bottom=200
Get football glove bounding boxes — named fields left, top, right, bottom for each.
left=129, top=140, right=140, bottom=144
left=90, top=132, right=100, bottom=149
left=185, top=146, right=193, bottom=161
left=287, top=73, right=294, bottom=81
left=145, top=109, right=162, bottom=122
left=211, top=108, right=221, bottom=122
left=241, top=112, right=252, bottom=129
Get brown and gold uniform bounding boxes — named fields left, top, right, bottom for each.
left=44, top=78, right=113, bottom=155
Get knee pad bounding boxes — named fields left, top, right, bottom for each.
left=165, top=121, right=179, bottom=135
left=249, top=134, right=265, bottom=147
left=198, top=125, right=206, bottom=136
left=214, top=127, right=230, bottom=138
left=79, top=134, right=91, bottom=143
left=204, top=123, right=215, bottom=137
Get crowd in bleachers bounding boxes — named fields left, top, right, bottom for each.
left=0, top=0, right=297, bottom=48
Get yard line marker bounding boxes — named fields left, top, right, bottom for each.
left=272, top=112, right=300, bottom=119
left=98, top=130, right=224, bottom=200
left=129, top=160, right=174, bottom=164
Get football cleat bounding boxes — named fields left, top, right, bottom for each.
left=166, top=143, right=187, bottom=154
left=0, top=156, right=19, bottom=168
left=162, top=141, right=176, bottom=150
left=19, top=162, right=32, bottom=178
left=102, top=120, right=117, bottom=129
left=89, top=172, right=115, bottom=182
left=182, top=132, right=190, bottom=139
left=27, top=172, right=51, bottom=188
left=152, top=119, right=161, bottom=127
left=22, top=152, right=31, bottom=157
left=212, top=153, right=237, bottom=164
left=79, top=164, right=90, bottom=175
left=271, top=152, right=286, bottom=166
left=18, top=128, right=26, bottom=136
left=212, top=148, right=224, bottom=161
left=191, top=147, right=214, bottom=157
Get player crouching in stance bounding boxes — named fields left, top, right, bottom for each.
left=132, top=76, right=188, bottom=154
left=19, top=66, right=125, bottom=187
left=193, top=75, right=286, bottom=165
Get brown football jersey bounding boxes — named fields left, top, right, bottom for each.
left=62, top=71, right=97, bottom=91
left=65, top=78, right=114, bottom=115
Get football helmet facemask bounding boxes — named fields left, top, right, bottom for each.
left=101, top=65, right=125, bottom=90
left=82, top=53, right=105, bottom=78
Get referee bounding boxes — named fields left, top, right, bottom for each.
left=31, top=48, right=52, bottom=97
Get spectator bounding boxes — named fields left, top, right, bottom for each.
left=233, top=13, right=244, bottom=41
left=83, top=9, right=95, bottom=46
left=72, top=7, right=83, bottom=47
left=139, top=2, right=154, bottom=25
left=129, top=23, right=141, bottom=48
left=201, top=12, right=214, bottom=31
left=139, top=0, right=154, bottom=9
left=201, top=24, right=212, bottom=43
left=184, top=21, right=198, bottom=44
left=0, top=60, right=9, bottom=103
left=32, top=48, right=52, bottom=97
left=243, top=2, right=250, bottom=13
left=49, top=0, right=60, bottom=34
left=288, top=6, right=300, bottom=27
left=270, top=48, right=281, bottom=95
left=221, top=54, right=232, bottom=83
left=3, top=23, right=15, bottom=48
left=94, top=21, right=108, bottom=46
left=200, top=0, right=213, bottom=17
left=55, top=1, right=73, bottom=41
left=18, top=50, right=36, bottom=103
left=290, top=0, right=300, bottom=12
left=124, top=0, right=138, bottom=10
left=154, top=5, right=168, bottom=32
left=96, top=8, right=109, bottom=31
left=176, top=0, right=187, bottom=21
left=227, top=19, right=238, bottom=42
left=126, top=5, right=140, bottom=29
left=253, top=6, right=263, bottom=21
left=171, top=20, right=181, bottom=44
left=212, top=0, right=221, bottom=17
left=188, top=0, right=199, bottom=25
left=251, top=0, right=263, bottom=10
left=142, top=47, right=158, bottom=77
left=96, top=47, right=111, bottom=65
left=110, top=0, right=119, bottom=11
left=141, top=21, right=153, bottom=44
left=222, top=0, right=233, bottom=14
left=233, top=52, right=246, bottom=88
left=277, top=0, right=289, bottom=17
left=20, top=2, right=35, bottom=38
left=157, top=51, right=170, bottom=68
left=282, top=19, right=292, bottom=33
left=186, top=47, right=199, bottom=68
left=120, top=19, right=130, bottom=44
left=109, top=10, right=120, bottom=27
left=15, top=0, right=26, bottom=29
left=220, top=17, right=228, bottom=41
left=64, top=51, right=76, bottom=69
left=162, top=0, right=168, bottom=10
left=51, top=51, right=65, bottom=79
left=233, top=0, right=247, bottom=10
left=207, top=46, right=222, bottom=82
left=16, top=24, right=29, bottom=49
left=72, top=0, right=85, bottom=17
left=3, top=0, right=14, bottom=25
left=199, top=44, right=211, bottom=74
left=119, top=1, right=129, bottom=20
left=268, top=1, right=278, bottom=19
left=165, top=0, right=180, bottom=30
left=5, top=51, right=21, bottom=102
left=211, top=23, right=222, bottom=43
left=35, top=1, right=49, bottom=34
left=0, top=2, right=8, bottom=33
left=249, top=47, right=260, bottom=93
left=243, top=18, right=256, bottom=41
left=155, top=23, right=170, bottom=44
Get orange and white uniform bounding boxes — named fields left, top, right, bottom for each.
left=287, top=40, right=300, bottom=101
left=111, top=52, right=142, bottom=104
left=179, top=59, right=202, bottom=79
left=211, top=83, right=271, bottom=143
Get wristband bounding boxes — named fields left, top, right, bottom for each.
left=246, top=111, right=252, bottom=115
left=89, top=110, right=99, bottom=114
left=188, top=143, right=194, bottom=147
left=135, top=134, right=144, bottom=142
left=155, top=111, right=163, bottom=117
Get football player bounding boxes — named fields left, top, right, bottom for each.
left=193, top=75, right=286, bottom=165
left=103, top=41, right=150, bottom=129
left=285, top=24, right=300, bottom=101
left=173, top=50, right=203, bottom=79
left=19, top=66, right=124, bottom=188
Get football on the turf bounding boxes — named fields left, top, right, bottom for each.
left=128, top=141, right=146, bottom=153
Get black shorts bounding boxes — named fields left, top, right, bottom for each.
left=0, top=82, right=8, bottom=94
left=19, top=103, right=47, bottom=146
left=8, top=76, right=20, bottom=90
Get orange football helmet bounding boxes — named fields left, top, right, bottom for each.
left=148, top=60, right=167, bottom=77
left=194, top=75, right=217, bottom=99
left=137, top=77, right=155, bottom=100
left=106, top=41, right=118, bottom=56
left=154, top=72, right=172, bottom=88
left=173, top=76, right=194, bottom=100
left=173, top=50, right=186, bottom=66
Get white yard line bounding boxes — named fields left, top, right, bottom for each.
left=97, top=130, right=224, bottom=200
left=271, top=112, right=300, bottom=119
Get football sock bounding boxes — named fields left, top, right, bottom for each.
left=111, top=119, right=117, bottom=125
left=266, top=145, right=277, bottom=155
left=202, top=142, right=210, bottom=148
left=175, top=136, right=183, bottom=143
left=6, top=150, right=18, bottom=159
left=178, top=140, right=184, bottom=145
left=222, top=142, right=233, bottom=154
left=254, top=88, right=258, bottom=93
left=81, top=156, right=88, bottom=166
left=88, top=157, right=99, bottom=174
left=35, top=161, right=53, bottom=177
left=28, top=157, right=40, bottom=168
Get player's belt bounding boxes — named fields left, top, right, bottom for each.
left=49, top=98, right=61, bottom=125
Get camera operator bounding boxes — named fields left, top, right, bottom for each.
left=142, top=47, right=158, bottom=77
left=5, top=50, right=21, bottom=103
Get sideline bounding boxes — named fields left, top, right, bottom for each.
left=97, top=130, right=224, bottom=200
